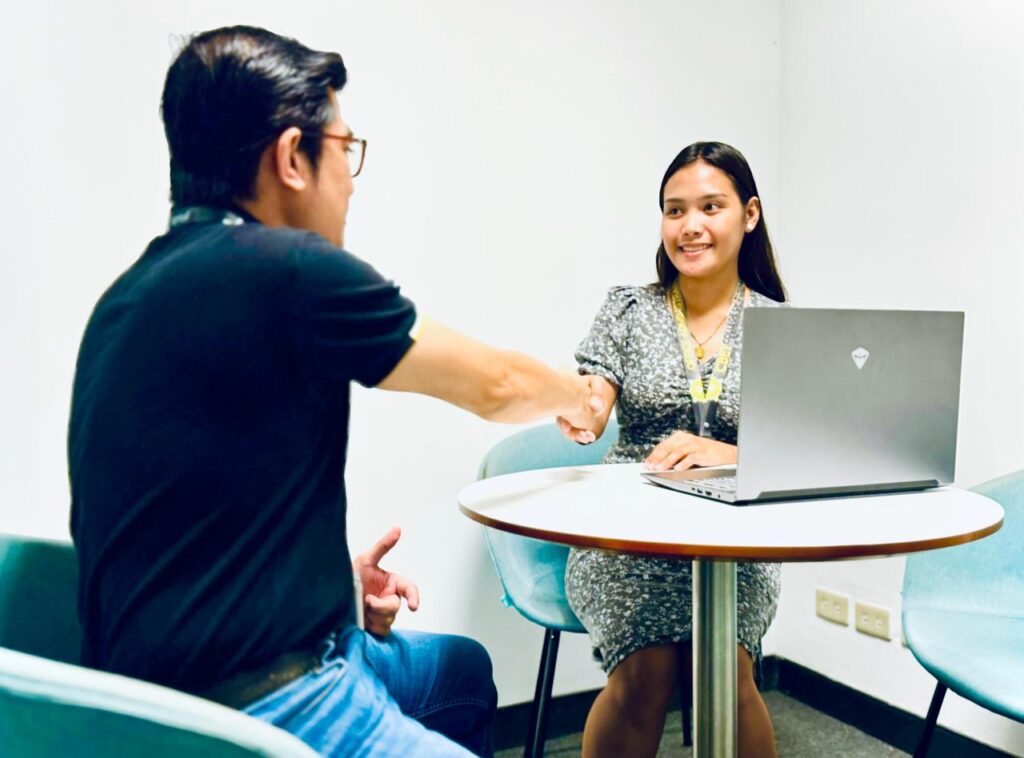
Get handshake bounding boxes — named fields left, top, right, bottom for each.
left=556, top=374, right=612, bottom=444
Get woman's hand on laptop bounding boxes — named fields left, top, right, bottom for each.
left=644, top=431, right=737, bottom=472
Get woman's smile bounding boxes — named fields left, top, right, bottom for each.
left=679, top=243, right=712, bottom=257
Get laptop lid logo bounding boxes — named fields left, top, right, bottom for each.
left=851, top=347, right=870, bottom=370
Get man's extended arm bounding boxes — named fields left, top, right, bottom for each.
left=377, top=320, right=601, bottom=434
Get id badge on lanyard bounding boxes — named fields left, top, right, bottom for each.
left=668, top=282, right=743, bottom=438
left=683, top=344, right=731, bottom=437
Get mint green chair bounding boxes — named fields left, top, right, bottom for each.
left=901, top=470, right=1024, bottom=756
left=478, top=421, right=618, bottom=757
left=480, top=420, right=692, bottom=755
left=0, top=534, right=317, bottom=757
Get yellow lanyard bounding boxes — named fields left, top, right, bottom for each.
left=668, top=281, right=746, bottom=433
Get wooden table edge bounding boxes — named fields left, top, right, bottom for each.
left=459, top=504, right=1004, bottom=562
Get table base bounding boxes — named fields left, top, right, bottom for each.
left=693, top=558, right=737, bottom=758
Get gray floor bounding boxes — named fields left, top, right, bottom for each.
left=496, top=691, right=910, bottom=757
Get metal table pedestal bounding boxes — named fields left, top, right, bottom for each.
left=693, top=558, right=737, bottom=758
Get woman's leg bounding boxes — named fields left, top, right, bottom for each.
left=737, top=646, right=777, bottom=758
left=676, top=642, right=775, bottom=757
left=582, top=644, right=679, bottom=758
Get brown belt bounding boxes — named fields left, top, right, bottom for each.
left=199, top=649, right=322, bottom=709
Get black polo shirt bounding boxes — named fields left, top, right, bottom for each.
left=68, top=210, right=416, bottom=693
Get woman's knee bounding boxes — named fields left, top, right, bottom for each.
left=607, top=645, right=680, bottom=707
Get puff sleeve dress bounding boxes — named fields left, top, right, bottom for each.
left=564, top=282, right=783, bottom=674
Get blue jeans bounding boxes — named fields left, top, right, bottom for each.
left=244, top=627, right=497, bottom=757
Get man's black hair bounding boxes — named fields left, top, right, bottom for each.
left=161, top=26, right=347, bottom=207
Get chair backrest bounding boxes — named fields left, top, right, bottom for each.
left=0, top=533, right=317, bottom=757
left=903, top=468, right=1024, bottom=616
left=0, top=534, right=82, bottom=664
left=477, top=419, right=619, bottom=631
left=0, top=647, right=318, bottom=757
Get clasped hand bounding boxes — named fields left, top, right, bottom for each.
left=556, top=374, right=611, bottom=444
left=352, top=526, right=420, bottom=637
left=644, top=430, right=737, bottom=471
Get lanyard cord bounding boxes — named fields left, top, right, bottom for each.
left=668, top=281, right=746, bottom=436
left=169, top=206, right=245, bottom=229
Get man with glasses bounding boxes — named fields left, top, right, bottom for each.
left=68, top=26, right=600, bottom=757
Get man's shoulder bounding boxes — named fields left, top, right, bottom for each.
left=140, top=223, right=363, bottom=283
left=89, top=224, right=333, bottom=315
left=92, top=222, right=402, bottom=329
left=228, top=225, right=378, bottom=280
left=225, top=223, right=339, bottom=264
left=234, top=222, right=331, bottom=250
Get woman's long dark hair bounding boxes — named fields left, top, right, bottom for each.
left=656, top=141, right=786, bottom=302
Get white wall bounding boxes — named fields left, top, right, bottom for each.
left=0, top=0, right=781, bottom=707
left=771, top=1, right=1024, bottom=754
left=4, top=1, right=1021, bottom=752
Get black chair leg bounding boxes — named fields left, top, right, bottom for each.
left=914, top=681, right=948, bottom=758
left=677, top=645, right=693, bottom=747
left=525, top=628, right=561, bottom=758
left=681, top=683, right=693, bottom=747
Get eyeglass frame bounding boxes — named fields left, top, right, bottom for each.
left=318, top=131, right=367, bottom=177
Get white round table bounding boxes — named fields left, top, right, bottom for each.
left=458, top=463, right=1004, bottom=758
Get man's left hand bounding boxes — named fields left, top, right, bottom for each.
left=353, top=526, right=420, bottom=637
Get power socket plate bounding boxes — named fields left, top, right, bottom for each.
left=815, top=588, right=849, bottom=625
left=855, top=601, right=892, bottom=640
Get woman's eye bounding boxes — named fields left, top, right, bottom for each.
left=666, top=207, right=682, bottom=217
left=704, top=203, right=720, bottom=212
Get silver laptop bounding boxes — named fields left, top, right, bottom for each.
left=641, top=308, right=964, bottom=504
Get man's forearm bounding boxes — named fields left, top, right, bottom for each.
left=475, top=350, right=585, bottom=423
left=377, top=320, right=595, bottom=427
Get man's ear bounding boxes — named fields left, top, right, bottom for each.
left=272, top=127, right=308, bottom=193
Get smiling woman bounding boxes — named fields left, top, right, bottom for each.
left=662, top=165, right=756, bottom=294
left=560, top=142, right=788, bottom=758
left=655, top=142, right=785, bottom=304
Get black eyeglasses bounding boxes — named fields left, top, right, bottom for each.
left=320, top=132, right=367, bottom=177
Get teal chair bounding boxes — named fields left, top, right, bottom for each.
left=0, top=533, right=317, bottom=757
left=901, top=469, right=1024, bottom=756
left=478, top=420, right=693, bottom=756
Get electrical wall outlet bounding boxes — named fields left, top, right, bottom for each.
left=855, top=601, right=892, bottom=640
left=815, top=588, right=850, bottom=625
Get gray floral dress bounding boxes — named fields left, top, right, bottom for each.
left=565, top=282, right=783, bottom=674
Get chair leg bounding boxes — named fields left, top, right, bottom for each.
left=677, top=644, right=693, bottom=747
left=681, top=680, right=693, bottom=747
left=914, top=681, right=948, bottom=758
left=524, top=628, right=561, bottom=758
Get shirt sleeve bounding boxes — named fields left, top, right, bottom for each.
left=291, top=239, right=417, bottom=387
left=575, top=286, right=639, bottom=387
